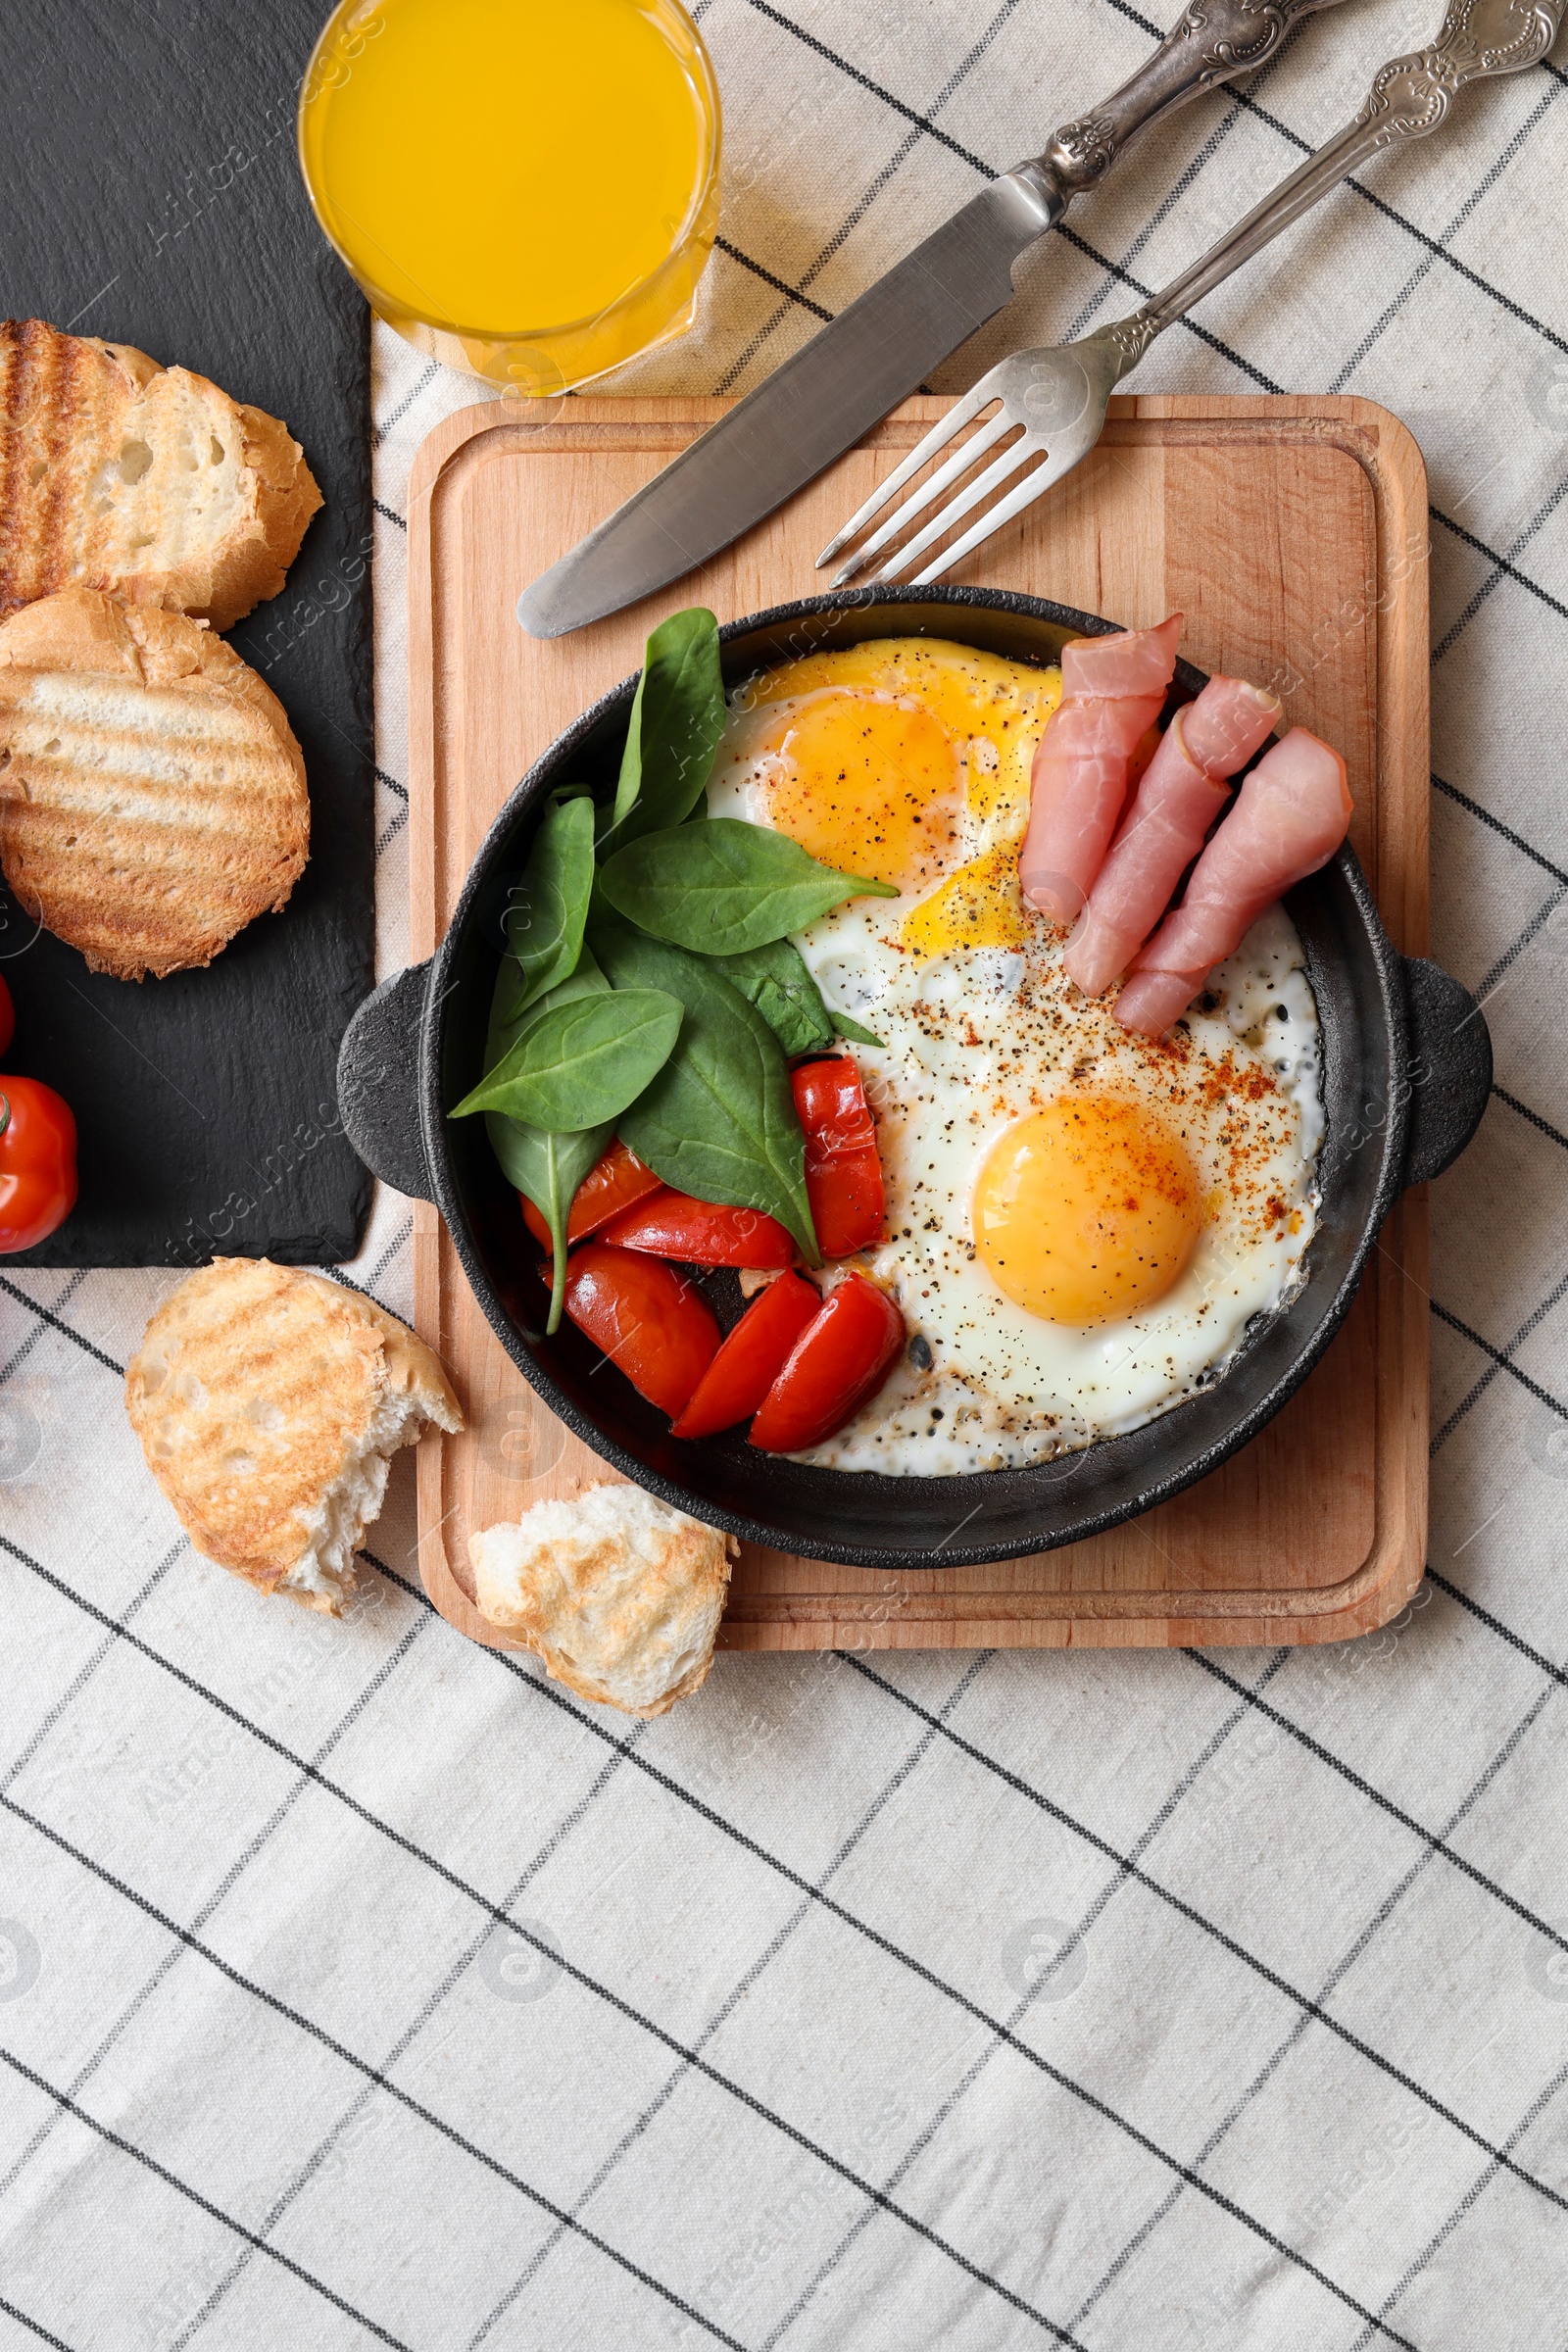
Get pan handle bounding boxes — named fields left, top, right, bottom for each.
left=1402, top=956, right=1492, bottom=1189
left=336, top=962, right=435, bottom=1203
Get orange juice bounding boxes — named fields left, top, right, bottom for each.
left=299, top=0, right=721, bottom=393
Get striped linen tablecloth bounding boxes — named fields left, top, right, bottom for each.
left=4, top=2, right=1568, bottom=2344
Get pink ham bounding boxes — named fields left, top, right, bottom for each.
left=1063, top=675, right=1281, bottom=997
left=1114, top=726, right=1352, bottom=1037
left=1019, top=613, right=1182, bottom=922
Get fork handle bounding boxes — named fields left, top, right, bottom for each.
left=1029, top=0, right=1348, bottom=201
left=1107, top=0, right=1560, bottom=364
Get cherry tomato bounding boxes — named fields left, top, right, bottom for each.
left=562, top=1242, right=719, bottom=1417
left=598, top=1186, right=795, bottom=1268
left=671, top=1271, right=822, bottom=1441
left=749, top=1272, right=905, bottom=1453
left=791, top=1058, right=885, bottom=1258
left=0, top=1077, right=77, bottom=1253
left=519, top=1138, right=662, bottom=1251
left=0, top=975, right=13, bottom=1060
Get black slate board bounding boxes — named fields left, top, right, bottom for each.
left=1, top=0, right=373, bottom=1267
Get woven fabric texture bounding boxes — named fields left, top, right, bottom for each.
left=3, top=2, right=1568, bottom=2345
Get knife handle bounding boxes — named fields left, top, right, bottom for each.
left=1031, top=0, right=1348, bottom=199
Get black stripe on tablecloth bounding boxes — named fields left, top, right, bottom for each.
left=0, top=1616, right=431, bottom=2213
left=0, top=2044, right=410, bottom=2349
left=0, top=1526, right=1437, bottom=2344
left=1343, top=2055, right=1568, bottom=2352
left=836, top=1654, right=1568, bottom=2194
left=1432, top=510, right=1568, bottom=634
left=160, top=1734, right=653, bottom=2351
left=1431, top=1263, right=1568, bottom=1456
left=0, top=2293, right=78, bottom=2352
left=1433, top=469, right=1568, bottom=665
left=1433, top=773, right=1568, bottom=888
left=1432, top=1301, right=1568, bottom=1426
left=0, top=1275, right=123, bottom=1376
left=1, top=1785, right=1088, bottom=2352
left=1062, top=1680, right=1559, bottom=2331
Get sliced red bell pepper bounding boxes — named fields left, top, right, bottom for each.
left=670, top=1271, right=822, bottom=1441
left=748, top=1272, right=905, bottom=1453
left=791, top=1058, right=885, bottom=1258
left=562, top=1243, right=719, bottom=1417
left=519, top=1138, right=662, bottom=1250
left=598, top=1186, right=795, bottom=1268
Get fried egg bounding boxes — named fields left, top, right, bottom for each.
left=709, top=638, right=1323, bottom=1475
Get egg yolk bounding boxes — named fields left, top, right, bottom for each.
left=973, top=1098, right=1201, bottom=1324
left=759, top=689, right=962, bottom=894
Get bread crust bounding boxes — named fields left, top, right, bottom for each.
left=0, top=319, right=323, bottom=631
left=0, top=586, right=310, bottom=978
left=125, top=1259, right=463, bottom=1613
left=470, top=1485, right=736, bottom=1717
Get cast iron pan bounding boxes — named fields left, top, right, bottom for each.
left=339, top=588, right=1492, bottom=1569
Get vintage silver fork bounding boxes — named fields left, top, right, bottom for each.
left=820, top=0, right=1562, bottom=588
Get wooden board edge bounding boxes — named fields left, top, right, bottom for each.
left=404, top=391, right=1432, bottom=1655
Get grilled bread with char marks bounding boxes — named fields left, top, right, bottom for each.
left=0, top=587, right=309, bottom=980
left=126, top=1258, right=465, bottom=1614
left=0, top=319, right=321, bottom=631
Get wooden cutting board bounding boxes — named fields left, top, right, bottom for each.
left=406, top=391, right=1429, bottom=1652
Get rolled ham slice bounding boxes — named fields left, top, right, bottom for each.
left=1063, top=675, right=1281, bottom=997
left=1019, top=613, right=1182, bottom=923
left=1115, top=725, right=1352, bottom=1038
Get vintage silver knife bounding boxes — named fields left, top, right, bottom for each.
left=518, top=0, right=1348, bottom=638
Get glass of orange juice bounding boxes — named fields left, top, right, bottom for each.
left=298, top=0, right=721, bottom=396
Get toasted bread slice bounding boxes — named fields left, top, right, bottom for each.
left=0, top=318, right=322, bottom=631
left=125, top=1258, right=465, bottom=1614
left=0, top=587, right=310, bottom=979
left=470, top=1484, right=736, bottom=1716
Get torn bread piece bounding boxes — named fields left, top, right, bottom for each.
left=125, top=1258, right=463, bottom=1614
left=0, top=587, right=310, bottom=979
left=470, top=1484, right=736, bottom=1717
left=0, top=318, right=322, bottom=630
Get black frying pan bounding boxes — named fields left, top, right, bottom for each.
left=338, top=588, right=1490, bottom=1570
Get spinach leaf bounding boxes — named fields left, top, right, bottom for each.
left=453, top=988, right=682, bottom=1129
left=831, top=1010, right=884, bottom=1047
left=599, top=608, right=726, bottom=852
left=593, top=919, right=819, bottom=1262
left=598, top=818, right=897, bottom=956
left=715, top=939, right=835, bottom=1058
left=504, top=793, right=595, bottom=1013
left=481, top=950, right=613, bottom=1336
left=487, top=1116, right=613, bottom=1336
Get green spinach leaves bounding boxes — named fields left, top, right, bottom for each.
left=598, top=818, right=896, bottom=956
left=463, top=605, right=898, bottom=1310
left=594, top=921, right=819, bottom=1262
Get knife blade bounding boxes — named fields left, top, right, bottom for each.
left=516, top=172, right=1056, bottom=638
left=516, top=0, right=1352, bottom=638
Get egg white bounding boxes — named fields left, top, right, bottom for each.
left=710, top=663, right=1324, bottom=1476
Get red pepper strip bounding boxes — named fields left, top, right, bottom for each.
left=562, top=1243, right=720, bottom=1418
left=791, top=1058, right=885, bottom=1258
left=519, top=1138, right=662, bottom=1250
left=748, top=1272, right=905, bottom=1452
left=670, top=1271, right=822, bottom=1441
left=598, top=1186, right=795, bottom=1268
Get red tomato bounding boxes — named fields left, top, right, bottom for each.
left=791, top=1058, right=885, bottom=1258
left=598, top=1187, right=795, bottom=1268
left=562, top=1242, right=719, bottom=1417
left=671, top=1271, right=822, bottom=1441
left=749, top=1272, right=905, bottom=1452
left=0, top=975, right=13, bottom=1060
left=0, top=1077, right=77, bottom=1253
left=519, top=1138, right=662, bottom=1250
